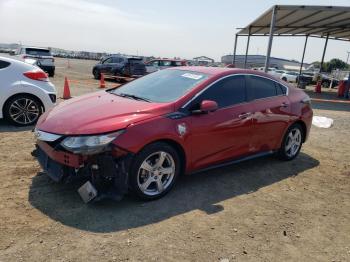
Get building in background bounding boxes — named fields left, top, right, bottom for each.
left=192, top=56, right=215, bottom=66
left=221, top=54, right=310, bottom=71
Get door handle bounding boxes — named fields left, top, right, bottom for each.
left=280, top=102, right=289, bottom=108
left=238, top=112, right=252, bottom=119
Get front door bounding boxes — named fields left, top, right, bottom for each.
left=100, top=57, right=113, bottom=74
left=186, top=75, right=254, bottom=170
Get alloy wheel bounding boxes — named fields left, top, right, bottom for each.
left=137, top=151, right=176, bottom=196
left=9, top=97, right=40, bottom=125
left=285, top=128, right=302, bottom=158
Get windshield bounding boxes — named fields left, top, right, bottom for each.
left=26, top=48, right=51, bottom=56
left=110, top=69, right=209, bottom=103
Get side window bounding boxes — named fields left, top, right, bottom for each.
left=103, top=58, right=113, bottom=64
left=160, top=61, right=172, bottom=66
left=0, top=60, right=10, bottom=69
left=191, top=75, right=246, bottom=109
left=277, top=83, right=287, bottom=95
left=248, top=76, right=277, bottom=100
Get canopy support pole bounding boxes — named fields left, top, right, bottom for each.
left=264, top=5, right=277, bottom=72
left=320, top=34, right=329, bottom=72
left=232, top=34, right=238, bottom=66
left=298, top=35, right=309, bottom=85
left=244, top=27, right=251, bottom=68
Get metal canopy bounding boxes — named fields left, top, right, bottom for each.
left=233, top=5, right=350, bottom=74
left=237, top=5, right=350, bottom=41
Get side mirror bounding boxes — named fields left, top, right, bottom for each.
left=193, top=100, right=218, bottom=114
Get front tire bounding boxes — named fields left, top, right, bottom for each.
left=278, top=123, right=304, bottom=161
left=3, top=94, right=43, bottom=126
left=129, top=142, right=181, bottom=200
left=93, top=69, right=100, bottom=80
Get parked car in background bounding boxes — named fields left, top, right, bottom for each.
left=15, top=46, right=55, bottom=77
left=34, top=67, right=312, bottom=202
left=274, top=69, right=287, bottom=78
left=320, top=74, right=339, bottom=88
left=281, top=71, right=299, bottom=82
left=297, top=72, right=314, bottom=85
left=254, top=68, right=286, bottom=78
left=92, top=55, right=146, bottom=80
left=0, top=56, right=56, bottom=126
left=145, top=59, right=187, bottom=73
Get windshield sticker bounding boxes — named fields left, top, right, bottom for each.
left=181, top=73, right=203, bottom=80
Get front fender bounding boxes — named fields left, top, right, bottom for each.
left=113, top=115, right=192, bottom=171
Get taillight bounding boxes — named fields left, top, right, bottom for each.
left=23, top=70, right=49, bottom=82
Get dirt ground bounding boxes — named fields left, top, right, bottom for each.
left=0, top=56, right=349, bottom=262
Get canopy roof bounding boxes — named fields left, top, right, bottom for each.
left=237, top=5, right=350, bottom=41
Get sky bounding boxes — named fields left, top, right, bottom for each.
left=1, top=0, right=350, bottom=63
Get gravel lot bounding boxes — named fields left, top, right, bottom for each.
left=0, top=56, right=349, bottom=262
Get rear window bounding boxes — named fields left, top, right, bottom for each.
left=0, top=60, right=10, bottom=69
left=128, top=58, right=143, bottom=64
left=160, top=60, right=172, bottom=66
left=25, top=48, right=51, bottom=56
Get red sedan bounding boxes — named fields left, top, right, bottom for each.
left=34, top=67, right=313, bottom=201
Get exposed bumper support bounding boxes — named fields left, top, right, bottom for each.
left=34, top=141, right=133, bottom=202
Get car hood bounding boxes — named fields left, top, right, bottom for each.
left=37, top=91, right=174, bottom=135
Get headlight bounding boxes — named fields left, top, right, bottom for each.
left=60, top=130, right=124, bottom=155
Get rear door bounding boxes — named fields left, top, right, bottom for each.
left=187, top=75, right=254, bottom=170
left=246, top=75, right=291, bottom=152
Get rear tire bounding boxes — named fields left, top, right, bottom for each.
left=129, top=142, right=181, bottom=200
left=282, top=77, right=287, bottom=82
left=3, top=94, right=43, bottom=126
left=48, top=70, right=54, bottom=77
left=278, top=123, right=304, bottom=161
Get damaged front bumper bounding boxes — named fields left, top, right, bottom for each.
left=34, top=140, right=133, bottom=202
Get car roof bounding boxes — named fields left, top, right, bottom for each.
left=172, top=66, right=277, bottom=78
left=0, top=56, right=37, bottom=69
left=22, top=46, right=50, bottom=51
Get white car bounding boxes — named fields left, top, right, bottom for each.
left=274, top=69, right=287, bottom=78
left=280, top=71, right=299, bottom=83
left=257, top=68, right=286, bottom=78
left=15, top=46, right=55, bottom=77
left=0, top=56, right=57, bottom=126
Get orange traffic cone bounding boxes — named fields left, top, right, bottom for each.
left=63, top=77, right=71, bottom=99
left=314, top=80, right=321, bottom=93
left=100, top=73, right=106, bottom=88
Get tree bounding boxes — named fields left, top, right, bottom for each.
left=311, top=59, right=350, bottom=72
